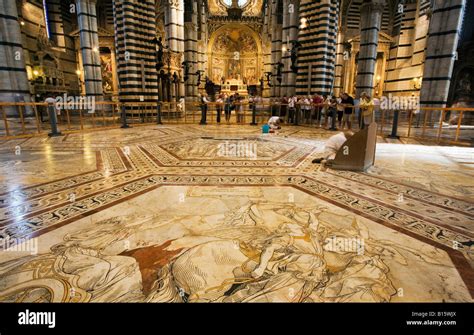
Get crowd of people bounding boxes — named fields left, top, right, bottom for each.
left=276, top=92, right=376, bottom=130
left=199, top=91, right=376, bottom=131
left=200, top=92, right=248, bottom=125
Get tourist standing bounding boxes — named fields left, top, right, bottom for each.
left=234, top=93, right=245, bottom=124
left=288, top=96, right=297, bottom=124
left=302, top=96, right=312, bottom=123
left=199, top=93, right=210, bottom=125
left=312, top=93, right=324, bottom=126
left=321, top=95, right=331, bottom=128
left=216, top=94, right=224, bottom=123
left=224, top=94, right=232, bottom=123
left=359, top=92, right=375, bottom=129
left=340, top=93, right=355, bottom=130
left=327, top=96, right=338, bottom=130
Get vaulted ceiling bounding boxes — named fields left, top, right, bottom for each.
left=207, top=0, right=264, bottom=16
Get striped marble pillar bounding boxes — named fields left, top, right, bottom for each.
left=420, top=0, right=466, bottom=107
left=184, top=0, right=198, bottom=100
left=202, top=3, right=209, bottom=81
left=355, top=0, right=385, bottom=98
left=270, top=0, right=283, bottom=97
left=296, top=0, right=339, bottom=96
left=333, top=29, right=345, bottom=96
left=165, top=0, right=184, bottom=99
left=47, top=0, right=66, bottom=49
left=196, top=0, right=208, bottom=91
left=113, top=0, right=158, bottom=103
left=262, top=1, right=272, bottom=97
left=0, top=0, right=31, bottom=111
left=76, top=0, right=103, bottom=97
left=281, top=0, right=299, bottom=97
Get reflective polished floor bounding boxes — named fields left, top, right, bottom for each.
left=0, top=125, right=473, bottom=302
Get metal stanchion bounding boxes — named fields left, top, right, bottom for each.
left=388, top=109, right=400, bottom=139
left=47, top=103, right=62, bottom=137
left=156, top=102, right=162, bottom=124
left=121, top=103, right=130, bottom=128
left=250, top=103, right=257, bottom=125
left=199, top=102, right=207, bottom=125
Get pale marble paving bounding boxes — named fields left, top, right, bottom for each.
left=371, top=143, right=474, bottom=201
left=0, top=149, right=97, bottom=195
left=0, top=125, right=473, bottom=302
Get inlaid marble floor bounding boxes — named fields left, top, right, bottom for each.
left=0, top=125, right=473, bottom=302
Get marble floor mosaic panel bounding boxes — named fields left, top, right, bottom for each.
left=0, top=125, right=473, bottom=302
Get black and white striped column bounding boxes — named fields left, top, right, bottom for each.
left=0, top=0, right=30, bottom=110
left=281, top=0, right=299, bottom=97
left=420, top=0, right=466, bottom=107
left=76, top=0, right=102, bottom=97
left=333, top=29, right=345, bottom=96
left=355, top=0, right=385, bottom=98
left=165, top=0, right=184, bottom=99
left=296, top=0, right=339, bottom=96
left=113, top=0, right=158, bottom=103
left=184, top=0, right=198, bottom=100
left=196, top=0, right=207, bottom=82
left=262, top=0, right=272, bottom=97
left=47, top=0, right=66, bottom=49
left=270, top=0, right=283, bottom=97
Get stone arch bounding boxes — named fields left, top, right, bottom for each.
left=342, top=0, right=398, bottom=38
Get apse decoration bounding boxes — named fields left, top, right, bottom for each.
left=209, top=27, right=261, bottom=87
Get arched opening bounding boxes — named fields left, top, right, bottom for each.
left=207, top=24, right=263, bottom=96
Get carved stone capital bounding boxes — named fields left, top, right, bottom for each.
left=361, top=0, right=386, bottom=13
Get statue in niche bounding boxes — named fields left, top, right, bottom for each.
left=290, top=41, right=302, bottom=73
left=457, top=72, right=472, bottom=95
left=155, top=36, right=165, bottom=71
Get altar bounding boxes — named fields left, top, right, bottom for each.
left=220, top=79, right=248, bottom=96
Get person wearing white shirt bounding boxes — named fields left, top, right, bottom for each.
left=288, top=96, right=297, bottom=124
left=267, top=116, right=283, bottom=131
left=312, top=131, right=354, bottom=164
left=302, top=97, right=311, bottom=122
left=44, top=94, right=61, bottom=117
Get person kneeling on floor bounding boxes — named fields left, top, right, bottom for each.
left=267, top=116, right=284, bottom=133
left=312, top=130, right=354, bottom=164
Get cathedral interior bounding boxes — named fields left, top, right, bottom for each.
left=0, top=0, right=473, bottom=305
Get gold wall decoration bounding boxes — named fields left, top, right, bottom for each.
left=208, top=24, right=263, bottom=86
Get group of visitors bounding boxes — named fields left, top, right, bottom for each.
left=278, top=93, right=359, bottom=130
left=201, top=92, right=247, bottom=125
left=200, top=91, right=376, bottom=130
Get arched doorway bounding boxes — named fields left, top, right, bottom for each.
left=208, top=24, right=263, bottom=96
